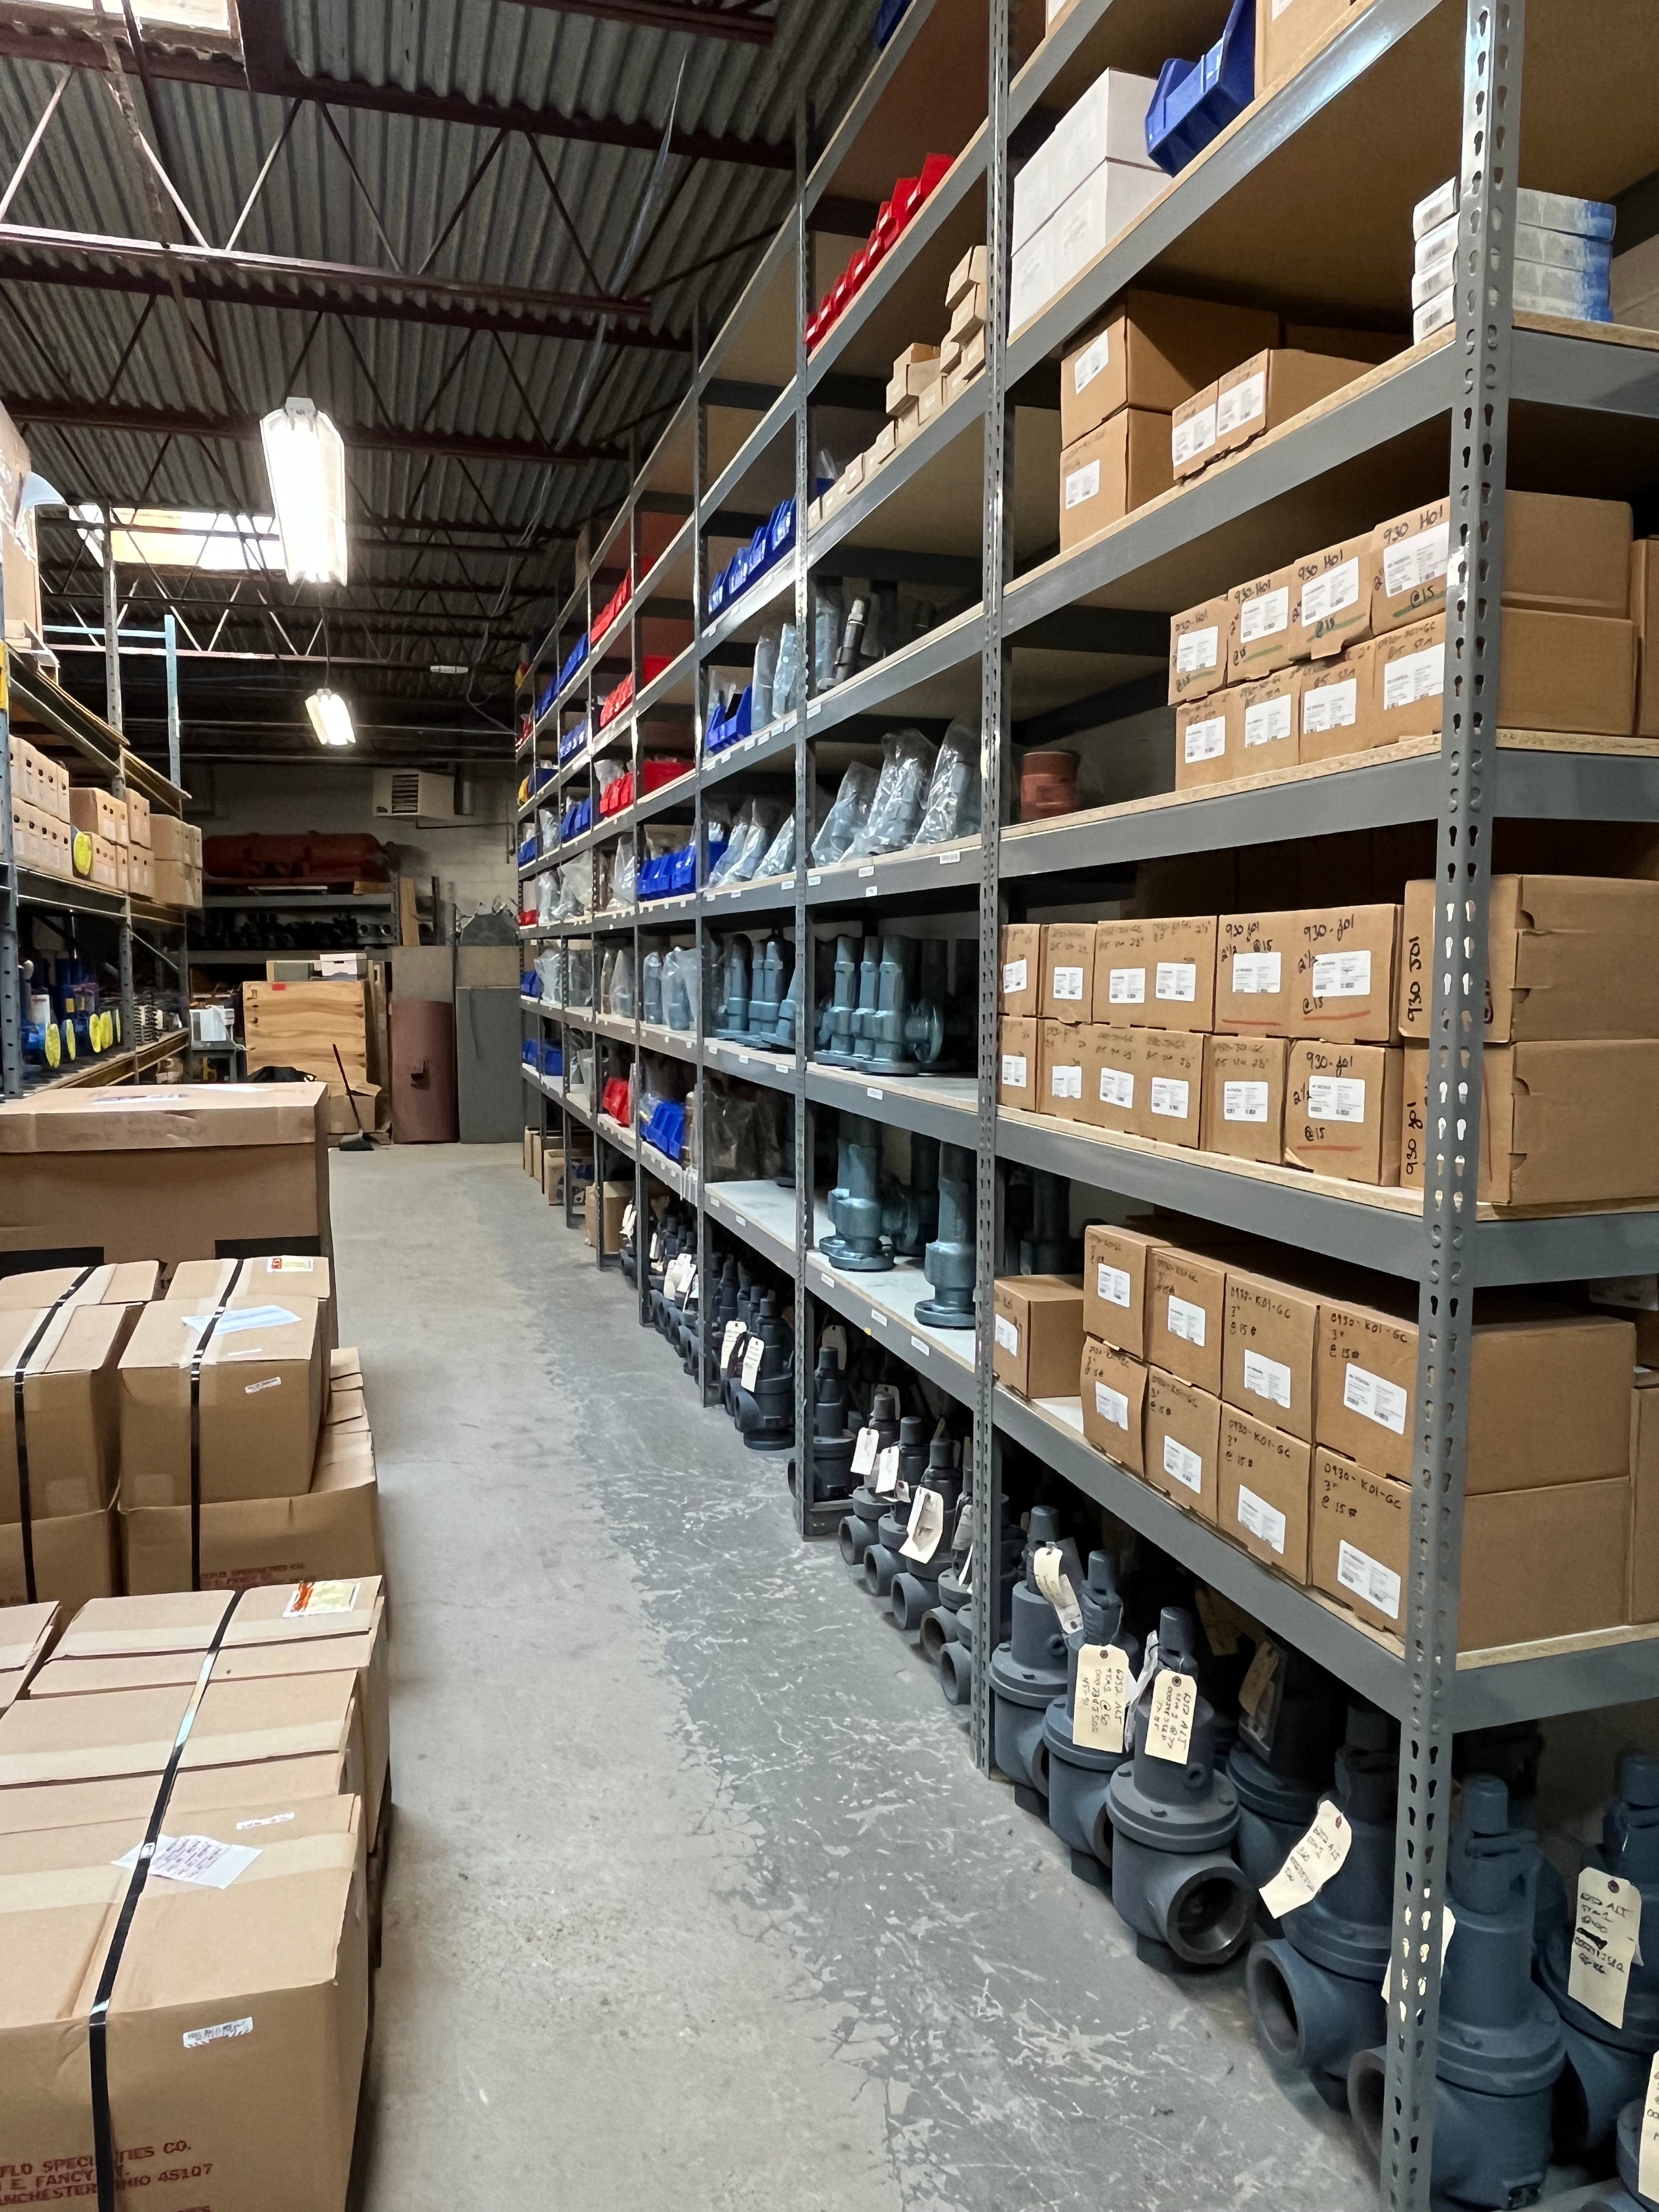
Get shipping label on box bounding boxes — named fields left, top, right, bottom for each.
left=1312, top=1448, right=1408, bottom=1632
left=1229, top=568, right=1300, bottom=680
left=1080, top=1024, right=1142, bottom=1137
left=1293, top=535, right=1371, bottom=658
left=1141, top=915, right=1218, bottom=1031
left=1370, top=499, right=1452, bottom=633
left=1176, top=696, right=1233, bottom=789
left=1201, top=1033, right=1288, bottom=1164
left=1171, top=381, right=1218, bottom=478
left=1083, top=1224, right=1169, bottom=1358
left=1039, top=1019, right=1088, bottom=1120
left=1221, top=1409, right=1312, bottom=1578
left=1293, top=904, right=1401, bottom=1043
left=997, top=1015, right=1039, bottom=1110
left=1316, top=1297, right=1416, bottom=1481
left=1233, top=668, right=1301, bottom=777
left=999, top=923, right=1045, bottom=1017
left=1149, top=1248, right=1228, bottom=1395
left=1169, top=597, right=1232, bottom=703
left=1301, top=644, right=1382, bottom=760
left=1091, top=918, right=1147, bottom=1020
left=1144, top=1369, right=1221, bottom=1520
left=1138, top=1030, right=1205, bottom=1147
left=1376, top=614, right=1445, bottom=741
left=1042, top=922, right=1096, bottom=1023
left=1284, top=1040, right=1403, bottom=1184
left=1224, top=1271, right=1320, bottom=1443
left=1081, top=1336, right=1146, bottom=1471
left=1215, top=910, right=1298, bottom=1035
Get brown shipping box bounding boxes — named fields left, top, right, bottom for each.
left=999, top=923, right=1044, bottom=1017
left=1257, top=0, right=1378, bottom=95
left=1293, top=904, right=1400, bottom=1043
left=1369, top=500, right=1451, bottom=632
left=1291, top=536, right=1371, bottom=659
left=171, top=1252, right=337, bottom=1349
left=1169, top=596, right=1232, bottom=704
left=0, top=1260, right=159, bottom=1312
left=1314, top=1296, right=1417, bottom=1481
left=0, top=1600, right=57, bottom=1712
left=998, top=1017, right=1039, bottom=1110
left=1092, top=918, right=1148, bottom=1021
left=0, top=1081, right=332, bottom=1268
left=0, top=1748, right=350, bottom=1838
left=1212, top=350, right=1373, bottom=464
left=1139, top=1031, right=1205, bottom=1148
left=1400, top=874, right=1659, bottom=1042
left=1284, top=1041, right=1403, bottom=1186
left=148, top=813, right=200, bottom=866
left=1232, top=667, right=1301, bottom=778
left=992, top=1277, right=1085, bottom=1400
left=1083, top=1224, right=1168, bottom=1357
left=1401, top=1041, right=1659, bottom=1207
left=0, top=1801, right=368, bottom=2212
left=1058, top=409, right=1173, bottom=550
left=1499, top=607, right=1636, bottom=736
left=1220, top=1410, right=1312, bottom=1578
left=1059, top=291, right=1280, bottom=447
left=1228, top=569, right=1298, bottom=681
left=584, top=1178, right=631, bottom=1251
left=1632, top=540, right=1659, bottom=738
left=1375, top=615, right=1446, bottom=741
left=1143, top=1370, right=1221, bottom=1520
left=1171, top=381, right=1218, bottom=478
left=1223, top=1272, right=1320, bottom=1443
left=0, top=1507, right=117, bottom=1612
left=1081, top=1024, right=1143, bottom=1137
left=1176, top=696, right=1233, bottom=788
left=1505, top=491, right=1633, bottom=617
left=1632, top=1369, right=1659, bottom=1622
left=1039, top=1019, right=1088, bottom=1120
left=1149, top=1247, right=1227, bottom=1395
left=1080, top=1336, right=1147, bottom=1471
left=1215, top=911, right=1299, bottom=1035
left=1141, top=915, right=1218, bottom=1031
left=1301, top=645, right=1384, bottom=761
left=1, top=1302, right=130, bottom=1522
left=1313, top=1447, right=1629, bottom=1647
left=120, top=1296, right=326, bottom=1507
left=1042, top=923, right=1096, bottom=1022
left=1201, top=1034, right=1288, bottom=1165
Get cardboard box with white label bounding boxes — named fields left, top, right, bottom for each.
left=1224, top=1271, right=1321, bottom=1444
left=1291, top=535, right=1372, bottom=659
left=1215, top=912, right=1299, bottom=1035
left=1140, top=915, right=1218, bottom=1031
left=1220, top=1409, right=1312, bottom=1579
left=1176, top=696, right=1233, bottom=788
left=992, top=1276, right=1086, bottom=1400
left=1058, top=408, right=1173, bottom=550
left=998, top=1016, right=1039, bottom=1110
left=1144, top=1369, right=1221, bottom=1520
left=1300, top=644, right=1383, bottom=761
left=1201, top=1034, right=1288, bottom=1164
left=1148, top=1247, right=1228, bottom=1395
left=1080, top=1335, right=1146, bottom=1471
left=1284, top=1040, right=1403, bottom=1185
left=1291, top=904, right=1401, bottom=1043
left=998, top=923, right=1045, bottom=1017
left=1039, top=1019, right=1088, bottom=1121
left=1169, top=596, right=1232, bottom=704
left=1041, top=922, right=1096, bottom=1022
left=1230, top=667, right=1302, bottom=779
left=1080, top=1024, right=1143, bottom=1137
left=1082, top=1224, right=1169, bottom=1357
left=1229, top=569, right=1299, bottom=681
left=1211, top=349, right=1374, bottom=466
left=1137, top=1031, right=1205, bottom=1147
left=1059, top=291, right=1279, bottom=448
left=119, top=1296, right=328, bottom=1506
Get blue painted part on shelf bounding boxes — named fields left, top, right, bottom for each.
left=1144, top=0, right=1254, bottom=177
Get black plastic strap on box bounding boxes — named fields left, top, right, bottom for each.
left=87, top=1585, right=243, bottom=2212
left=188, top=1301, right=230, bottom=1594
left=10, top=1266, right=96, bottom=1603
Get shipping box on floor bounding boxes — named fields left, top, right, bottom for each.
left=0, top=1082, right=332, bottom=1268
left=120, top=1297, right=328, bottom=1507
left=0, top=1261, right=159, bottom=1312
left=167, top=1252, right=336, bottom=1348
left=584, top=1180, right=632, bottom=1250
left=0, top=1747, right=352, bottom=1837
left=0, top=1795, right=368, bottom=2212
left=0, top=1600, right=57, bottom=1711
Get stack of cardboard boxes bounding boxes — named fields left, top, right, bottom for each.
left=1170, top=344, right=1381, bottom=488
left=8, top=743, right=190, bottom=903
left=150, top=808, right=203, bottom=909
left=1172, top=491, right=1645, bottom=792
left=993, top=1233, right=1647, bottom=1654
left=0, top=1575, right=391, bottom=2201
left=8, top=730, right=72, bottom=878
left=998, top=877, right=1659, bottom=1208
left=1009, top=69, right=1164, bottom=336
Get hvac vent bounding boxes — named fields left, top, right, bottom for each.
left=373, top=769, right=461, bottom=822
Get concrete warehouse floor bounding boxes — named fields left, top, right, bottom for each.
left=338, top=1144, right=1372, bottom=2212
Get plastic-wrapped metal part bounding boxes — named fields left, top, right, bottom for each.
left=811, top=762, right=878, bottom=865
left=751, top=630, right=778, bottom=726
left=641, top=952, right=663, bottom=1025
left=915, top=717, right=983, bottom=845
left=610, top=839, right=637, bottom=908
left=708, top=804, right=754, bottom=888
left=715, top=803, right=785, bottom=887
left=537, top=805, right=558, bottom=853
left=833, top=596, right=869, bottom=685
left=812, top=584, right=844, bottom=692
left=774, top=622, right=802, bottom=716
left=565, top=945, right=594, bottom=1008
left=663, top=946, right=697, bottom=1032
left=755, top=812, right=795, bottom=878
left=847, top=728, right=938, bottom=857
left=609, top=946, right=636, bottom=1018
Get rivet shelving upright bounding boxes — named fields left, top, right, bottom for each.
left=515, top=3, right=1659, bottom=2199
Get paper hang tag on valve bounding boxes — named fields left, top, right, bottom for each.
left=741, top=1336, right=765, bottom=1392
left=1259, top=1799, right=1352, bottom=1920
left=720, top=1321, right=745, bottom=1372
left=1146, top=1668, right=1198, bottom=1765
left=1384, top=1901, right=1457, bottom=2005
left=1031, top=1543, right=1082, bottom=1634
left=851, top=1426, right=878, bottom=1479
left=622, top=1203, right=636, bottom=1239
left=1074, top=1643, right=1133, bottom=1754
left=874, top=1444, right=901, bottom=1496
left=952, top=1499, right=974, bottom=1554
left=1568, top=1866, right=1645, bottom=2028
left=900, top=1488, right=945, bottom=1564
left=1641, top=2051, right=1659, bottom=2202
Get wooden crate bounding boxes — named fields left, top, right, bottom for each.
left=242, top=979, right=370, bottom=1093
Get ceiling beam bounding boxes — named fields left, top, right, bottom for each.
left=0, top=249, right=691, bottom=352
left=13, top=395, right=620, bottom=468
left=0, top=14, right=790, bottom=163
left=489, top=0, right=774, bottom=41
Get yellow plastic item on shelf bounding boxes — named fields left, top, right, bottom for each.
left=70, top=826, right=93, bottom=878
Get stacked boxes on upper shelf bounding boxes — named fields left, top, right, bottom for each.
left=1412, top=179, right=1615, bottom=343
left=7, top=732, right=70, bottom=879
left=1009, top=70, right=1165, bottom=335
left=149, top=808, right=202, bottom=908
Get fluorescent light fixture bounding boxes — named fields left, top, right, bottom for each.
left=306, top=689, right=356, bottom=748
left=260, top=398, right=348, bottom=586
left=429, top=663, right=468, bottom=676
left=35, top=0, right=232, bottom=29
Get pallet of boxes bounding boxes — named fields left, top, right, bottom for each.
left=8, top=729, right=72, bottom=879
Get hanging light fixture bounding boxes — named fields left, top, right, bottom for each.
left=260, top=398, right=348, bottom=585
left=306, top=689, right=356, bottom=748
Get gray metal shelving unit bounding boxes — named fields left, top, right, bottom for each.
left=512, top=1, right=1659, bottom=2199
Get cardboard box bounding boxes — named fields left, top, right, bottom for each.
left=1092, top=918, right=1147, bottom=1020
left=1632, top=1369, right=1659, bottom=1622
left=244, top=978, right=370, bottom=1096
left=1402, top=1041, right=1659, bottom=1207
left=1370, top=500, right=1451, bottom=633
left=148, top=812, right=203, bottom=868
left=1060, top=291, right=1280, bottom=447
left=1232, top=667, right=1301, bottom=777
left=949, top=285, right=986, bottom=344
left=1212, top=349, right=1373, bottom=464
left=0, top=1506, right=116, bottom=1612
left=0, top=1600, right=56, bottom=1712
left=1140, top=915, right=1218, bottom=1031
left=1632, top=540, right=1659, bottom=738
left=1310, top=1447, right=1409, bottom=1632
left=998, top=1016, right=1039, bottom=1110
left=523, top=1126, right=543, bottom=1178
left=583, top=1178, right=632, bottom=1251
left=1220, top=1410, right=1312, bottom=1577
left=1, top=1303, right=129, bottom=1523
left=1300, top=644, right=1383, bottom=760
left=1082, top=1223, right=1168, bottom=1357
left=999, top=923, right=1044, bottom=1017
left=128, top=845, right=154, bottom=900
left=1041, top=922, right=1096, bottom=1022
left=86, top=832, right=120, bottom=889
left=69, top=786, right=127, bottom=848
left=1315, top=1294, right=1416, bottom=1480
left=168, top=1253, right=335, bottom=1338
left=1375, top=613, right=1445, bottom=741
left=1176, top=696, right=1233, bottom=788
left=1058, top=408, right=1172, bottom=550
left=1228, top=568, right=1299, bottom=680
left=0, top=1745, right=351, bottom=1836
left=1291, top=904, right=1401, bottom=1043
left=993, top=1276, right=1086, bottom=1400
left=1012, top=69, right=1158, bottom=245
left=1466, top=1311, right=1633, bottom=1495
left=1284, top=1040, right=1403, bottom=1185
left=120, top=1391, right=385, bottom=1595
left=1144, top=1369, right=1221, bottom=1518
left=1080, top=1336, right=1146, bottom=1470
left=946, top=244, right=987, bottom=308
left=1169, top=596, right=1232, bottom=704
left=119, top=1296, right=328, bottom=1507
left=1258, top=0, right=1378, bottom=95
left=0, top=1081, right=333, bottom=1269
left=1593, top=1279, right=1659, bottom=1368
left=0, top=1261, right=159, bottom=1312
left=866, top=419, right=899, bottom=471
left=1505, top=491, right=1632, bottom=617
left=1039, top=1019, right=1088, bottom=1120
left=1171, top=380, right=1218, bottom=477
left=1499, top=607, right=1636, bottom=736
left=151, top=855, right=203, bottom=909
left=1291, top=535, right=1371, bottom=658
left=1080, top=1024, right=1143, bottom=1137
left=0, top=1796, right=368, bottom=2212
left=1201, top=1035, right=1288, bottom=1165
left=1215, top=910, right=1298, bottom=1035
left=1224, top=1271, right=1320, bottom=1443
left=1149, top=1246, right=1228, bottom=1394
left=126, top=787, right=151, bottom=848
left=1138, top=1030, right=1205, bottom=1147
left=1400, top=873, right=1659, bottom=1042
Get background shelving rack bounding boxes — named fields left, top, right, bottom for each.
left=514, top=2, right=1659, bottom=2201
